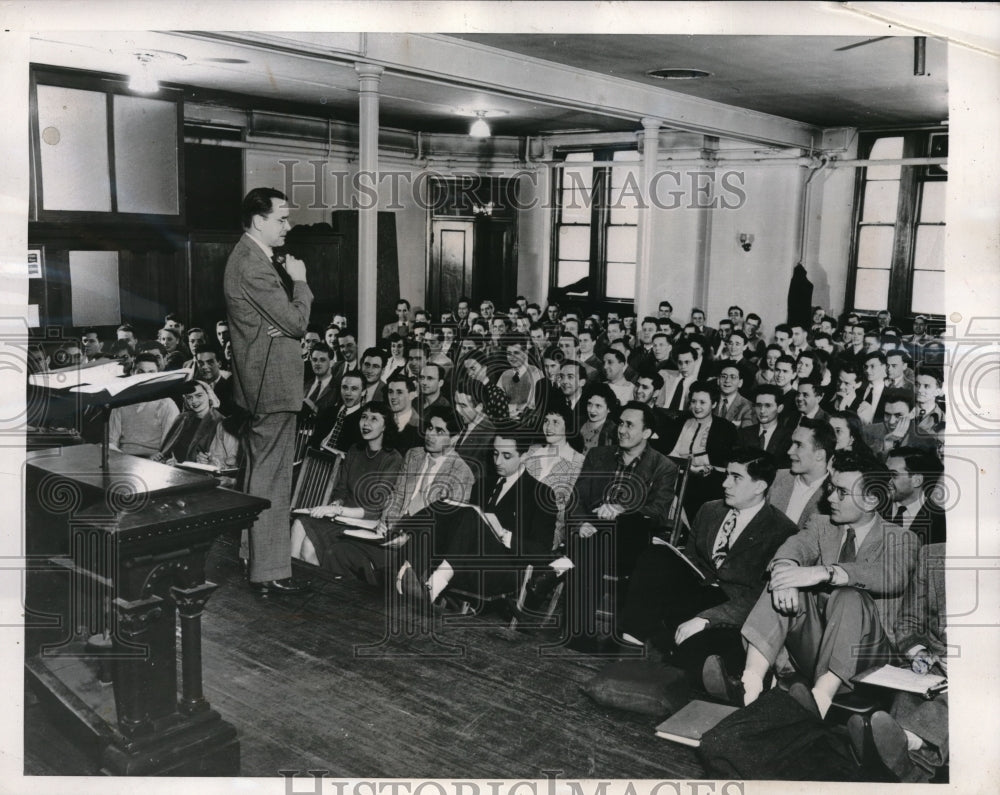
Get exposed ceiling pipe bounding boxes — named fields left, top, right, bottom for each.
left=797, top=155, right=831, bottom=267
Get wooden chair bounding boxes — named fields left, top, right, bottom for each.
left=289, top=447, right=341, bottom=512
left=668, top=458, right=693, bottom=546
left=293, top=414, right=316, bottom=466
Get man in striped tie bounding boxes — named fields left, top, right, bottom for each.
left=620, top=448, right=797, bottom=681
left=711, top=450, right=919, bottom=718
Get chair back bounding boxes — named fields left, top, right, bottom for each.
left=290, top=447, right=341, bottom=512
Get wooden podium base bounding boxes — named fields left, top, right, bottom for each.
left=26, top=648, right=239, bottom=776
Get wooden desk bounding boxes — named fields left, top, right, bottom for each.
left=25, top=444, right=269, bottom=775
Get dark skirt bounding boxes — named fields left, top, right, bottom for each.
left=300, top=516, right=388, bottom=585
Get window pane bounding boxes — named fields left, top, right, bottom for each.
left=113, top=95, right=179, bottom=214
left=560, top=186, right=593, bottom=223
left=914, top=225, right=945, bottom=271
left=920, top=181, right=947, bottom=223
left=612, top=150, right=640, bottom=162
left=912, top=270, right=945, bottom=315
left=561, top=165, right=593, bottom=189
left=36, top=85, right=112, bottom=211
left=605, top=262, right=636, bottom=299
left=557, top=225, right=591, bottom=261
left=867, top=137, right=904, bottom=180
left=606, top=225, right=637, bottom=263
left=854, top=269, right=891, bottom=311
left=856, top=226, right=895, bottom=270
left=557, top=260, right=589, bottom=288
left=564, top=151, right=592, bottom=162
left=861, top=180, right=900, bottom=223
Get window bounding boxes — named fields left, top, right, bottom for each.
left=552, top=149, right=639, bottom=305
left=848, top=131, right=946, bottom=319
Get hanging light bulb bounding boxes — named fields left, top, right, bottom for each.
left=469, top=111, right=491, bottom=139
left=129, top=54, right=159, bottom=94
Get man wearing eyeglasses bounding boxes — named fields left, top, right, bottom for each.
left=706, top=450, right=919, bottom=719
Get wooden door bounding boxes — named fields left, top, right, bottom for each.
left=427, top=219, right=474, bottom=319
left=473, top=217, right=517, bottom=311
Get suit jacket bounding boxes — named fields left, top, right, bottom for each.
left=863, top=421, right=936, bottom=459
left=715, top=392, right=754, bottom=428
left=569, top=444, right=677, bottom=530
left=488, top=470, right=559, bottom=558
left=453, top=416, right=497, bottom=502
left=384, top=447, right=474, bottom=526
left=767, top=469, right=828, bottom=529
left=897, top=496, right=947, bottom=546
left=893, top=543, right=946, bottom=657
left=381, top=320, right=409, bottom=340
left=223, top=234, right=313, bottom=413
left=303, top=376, right=339, bottom=416
left=770, top=513, right=919, bottom=642
left=330, top=360, right=361, bottom=393
left=659, top=414, right=738, bottom=468
left=738, top=422, right=793, bottom=466
left=686, top=500, right=798, bottom=628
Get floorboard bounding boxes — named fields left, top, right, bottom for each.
left=24, top=536, right=705, bottom=780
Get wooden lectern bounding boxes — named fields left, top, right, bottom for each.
left=25, top=442, right=268, bottom=776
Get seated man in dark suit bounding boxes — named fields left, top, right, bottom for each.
left=313, top=372, right=365, bottom=453
left=621, top=448, right=797, bottom=680
left=848, top=543, right=948, bottom=782
left=738, top=384, right=792, bottom=466
left=301, top=342, right=339, bottom=417
left=397, top=430, right=557, bottom=606
left=383, top=371, right=422, bottom=454
left=708, top=450, right=919, bottom=718
left=886, top=446, right=946, bottom=545
left=451, top=380, right=497, bottom=505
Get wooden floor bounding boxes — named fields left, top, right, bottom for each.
left=25, top=537, right=704, bottom=779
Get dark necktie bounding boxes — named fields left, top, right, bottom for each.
left=838, top=526, right=857, bottom=564
left=712, top=509, right=739, bottom=568
left=271, top=252, right=294, bottom=300
left=325, top=406, right=347, bottom=450
left=669, top=380, right=685, bottom=410
left=717, top=397, right=729, bottom=418
left=758, top=427, right=767, bottom=450
left=688, top=421, right=702, bottom=454
left=306, top=379, right=321, bottom=403
left=487, top=478, right=505, bottom=509
left=893, top=504, right=906, bottom=525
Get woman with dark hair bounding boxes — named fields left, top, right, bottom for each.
left=290, top=400, right=403, bottom=569
left=828, top=409, right=873, bottom=455
left=579, top=382, right=620, bottom=451
left=523, top=403, right=586, bottom=550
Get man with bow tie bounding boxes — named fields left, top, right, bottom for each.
left=224, top=187, right=313, bottom=596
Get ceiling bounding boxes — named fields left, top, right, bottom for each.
left=448, top=34, right=948, bottom=129
left=29, top=31, right=947, bottom=139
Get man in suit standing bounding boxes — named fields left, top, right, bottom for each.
left=714, top=450, right=919, bottom=718
left=768, top=418, right=835, bottom=529
left=224, top=187, right=312, bottom=595
left=622, top=449, right=797, bottom=680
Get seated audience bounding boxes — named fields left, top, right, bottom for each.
left=579, top=383, right=620, bottom=452
left=827, top=409, right=874, bottom=455
left=769, top=417, right=834, bottom=529
left=886, top=446, right=946, bottom=545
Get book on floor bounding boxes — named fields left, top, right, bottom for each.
left=654, top=699, right=738, bottom=747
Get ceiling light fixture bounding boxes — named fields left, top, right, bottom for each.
left=646, top=68, right=712, bottom=80
left=122, top=49, right=186, bottom=94
left=469, top=111, right=491, bottom=139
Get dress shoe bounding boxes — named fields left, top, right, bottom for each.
left=702, top=654, right=744, bottom=706
left=527, top=568, right=562, bottom=602
left=249, top=577, right=311, bottom=596
left=398, top=565, right=431, bottom=608
left=869, top=710, right=917, bottom=781
left=786, top=680, right=821, bottom=717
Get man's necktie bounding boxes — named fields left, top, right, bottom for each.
left=717, top=397, right=728, bottom=418
left=893, top=504, right=906, bottom=525
left=271, top=253, right=294, bottom=300
left=712, top=509, right=739, bottom=568
left=325, top=406, right=347, bottom=450
left=487, top=478, right=505, bottom=509
left=838, top=526, right=857, bottom=564
left=669, top=381, right=685, bottom=410
left=306, top=380, right=321, bottom=404
left=758, top=427, right=767, bottom=450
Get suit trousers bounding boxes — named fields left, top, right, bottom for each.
left=243, top=411, right=296, bottom=582
left=621, top=545, right=726, bottom=642
left=742, top=586, right=891, bottom=690
left=891, top=690, right=948, bottom=781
